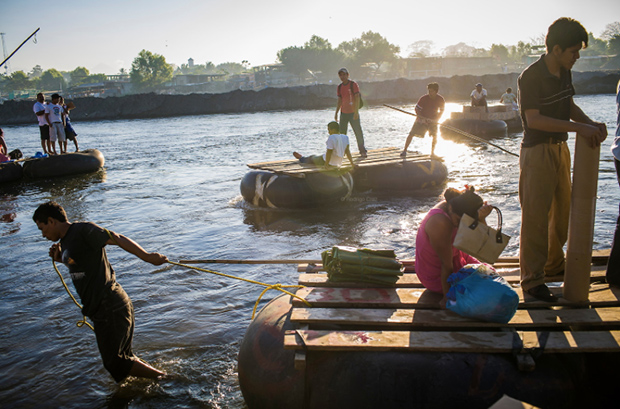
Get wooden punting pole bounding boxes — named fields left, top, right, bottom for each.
left=564, top=134, right=601, bottom=302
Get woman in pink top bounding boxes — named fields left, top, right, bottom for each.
left=415, top=186, right=493, bottom=301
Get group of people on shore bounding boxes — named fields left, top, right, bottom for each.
left=33, top=92, right=79, bottom=155
left=30, top=16, right=617, bottom=387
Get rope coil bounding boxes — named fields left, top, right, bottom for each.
left=52, top=260, right=94, bottom=331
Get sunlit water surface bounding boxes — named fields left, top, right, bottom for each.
left=0, top=94, right=617, bottom=408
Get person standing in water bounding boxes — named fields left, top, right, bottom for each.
left=33, top=201, right=167, bottom=382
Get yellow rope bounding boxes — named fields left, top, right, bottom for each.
left=52, top=259, right=94, bottom=331
left=166, top=260, right=311, bottom=319
left=59, top=227, right=310, bottom=321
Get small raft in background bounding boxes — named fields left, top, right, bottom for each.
left=240, top=148, right=448, bottom=209
left=22, top=149, right=105, bottom=179
left=0, top=161, right=24, bottom=184
left=238, top=255, right=619, bottom=409
left=442, top=105, right=520, bottom=139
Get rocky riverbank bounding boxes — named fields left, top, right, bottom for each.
left=1, top=71, right=618, bottom=126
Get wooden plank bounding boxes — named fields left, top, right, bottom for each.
left=284, top=329, right=620, bottom=353
left=246, top=148, right=433, bottom=176
left=290, top=306, right=620, bottom=329
left=293, top=284, right=620, bottom=309
left=297, top=270, right=607, bottom=288
left=247, top=147, right=401, bottom=168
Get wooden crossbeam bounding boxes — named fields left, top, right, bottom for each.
left=246, top=148, right=434, bottom=176
left=297, top=270, right=607, bottom=288
left=284, top=329, right=620, bottom=353
left=293, top=284, right=620, bottom=309
left=290, top=306, right=620, bottom=329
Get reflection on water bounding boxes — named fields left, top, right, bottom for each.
left=0, top=94, right=617, bottom=408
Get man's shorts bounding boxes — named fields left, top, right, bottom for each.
left=39, top=125, right=50, bottom=141
left=91, top=283, right=137, bottom=383
left=409, top=120, right=438, bottom=138
left=49, top=122, right=66, bottom=142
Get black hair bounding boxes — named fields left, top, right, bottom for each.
left=546, top=17, right=588, bottom=52
left=427, top=82, right=439, bottom=92
left=506, top=87, right=512, bottom=93
left=33, top=201, right=68, bottom=224
left=327, top=121, right=340, bottom=133
left=51, top=93, right=60, bottom=100
left=444, top=186, right=483, bottom=220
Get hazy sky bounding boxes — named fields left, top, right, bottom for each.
left=1, top=0, right=618, bottom=75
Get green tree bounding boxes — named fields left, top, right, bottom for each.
left=582, top=33, right=607, bottom=56
left=443, top=42, right=477, bottom=57
left=70, top=66, right=90, bottom=86
left=130, top=49, right=173, bottom=91
left=608, top=35, right=620, bottom=55
left=216, top=62, right=246, bottom=75
left=337, top=31, right=400, bottom=71
left=29, top=65, right=43, bottom=79
left=490, top=44, right=509, bottom=62
left=601, top=22, right=620, bottom=40
left=3, top=70, right=32, bottom=91
left=278, top=35, right=345, bottom=77
left=407, top=40, right=434, bottom=58
left=39, top=69, right=66, bottom=91
left=508, top=41, right=533, bottom=62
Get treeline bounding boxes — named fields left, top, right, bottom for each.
left=2, top=22, right=619, bottom=95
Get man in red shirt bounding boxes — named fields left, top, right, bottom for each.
left=401, top=82, right=445, bottom=157
left=335, top=68, right=367, bottom=157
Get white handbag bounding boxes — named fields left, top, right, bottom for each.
left=453, top=206, right=510, bottom=264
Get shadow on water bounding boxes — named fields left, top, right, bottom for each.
left=239, top=185, right=446, bottom=237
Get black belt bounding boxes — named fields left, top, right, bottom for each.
left=522, top=138, right=566, bottom=148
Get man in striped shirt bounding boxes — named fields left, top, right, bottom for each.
left=517, top=17, right=607, bottom=302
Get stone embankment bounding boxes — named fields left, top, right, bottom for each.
left=1, top=71, right=618, bottom=126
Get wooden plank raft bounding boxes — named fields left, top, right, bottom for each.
left=285, top=329, right=620, bottom=353
left=246, top=147, right=434, bottom=177
left=292, top=284, right=620, bottom=309
left=284, top=254, right=620, bottom=360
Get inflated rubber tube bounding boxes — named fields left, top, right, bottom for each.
left=442, top=118, right=507, bottom=139
left=0, top=161, right=24, bottom=183
left=352, top=158, right=447, bottom=191
left=22, top=149, right=105, bottom=179
left=240, top=170, right=353, bottom=208
left=238, top=294, right=619, bottom=409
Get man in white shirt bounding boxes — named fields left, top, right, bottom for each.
left=293, top=121, right=355, bottom=168
left=33, top=93, right=51, bottom=155
left=470, top=83, right=488, bottom=110
left=45, top=93, right=66, bottom=154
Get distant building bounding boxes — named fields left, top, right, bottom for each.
left=68, top=74, right=131, bottom=97
left=252, top=64, right=298, bottom=87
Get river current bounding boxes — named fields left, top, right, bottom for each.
left=0, top=94, right=618, bottom=408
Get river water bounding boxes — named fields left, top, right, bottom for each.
left=0, top=94, right=618, bottom=408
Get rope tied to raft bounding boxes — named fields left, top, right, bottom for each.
left=53, top=230, right=310, bottom=324
left=52, top=259, right=94, bottom=331
left=166, top=260, right=311, bottom=319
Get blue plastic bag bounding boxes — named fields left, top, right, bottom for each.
left=446, top=264, right=518, bottom=323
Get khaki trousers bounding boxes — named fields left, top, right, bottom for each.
left=519, top=141, right=571, bottom=290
